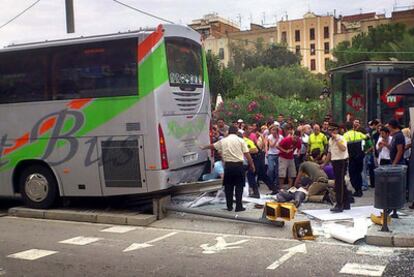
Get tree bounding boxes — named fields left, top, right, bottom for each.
left=228, top=41, right=301, bottom=72
left=331, top=23, right=414, bottom=67
left=206, top=52, right=236, bottom=105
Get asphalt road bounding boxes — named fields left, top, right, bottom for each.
left=0, top=216, right=413, bottom=277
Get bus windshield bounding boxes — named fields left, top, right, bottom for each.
left=165, top=37, right=203, bottom=87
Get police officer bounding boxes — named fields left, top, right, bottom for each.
left=321, top=123, right=350, bottom=213
left=343, top=119, right=366, bottom=197
left=202, top=126, right=255, bottom=212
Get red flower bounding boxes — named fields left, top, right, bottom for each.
left=247, top=101, right=258, bottom=112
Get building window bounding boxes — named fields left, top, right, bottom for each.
left=368, top=25, right=373, bottom=30
left=324, top=42, right=330, bottom=54
left=325, top=58, right=330, bottom=70
left=219, top=48, right=225, bottom=60
left=324, top=26, right=329, bottom=39
left=281, top=31, right=287, bottom=43
left=310, top=28, right=315, bottom=40
left=310, top=44, right=315, bottom=55
left=207, top=49, right=212, bottom=55
left=310, top=59, right=316, bottom=71
left=270, top=37, right=274, bottom=44
left=295, top=45, right=301, bottom=55
left=295, top=30, right=300, bottom=42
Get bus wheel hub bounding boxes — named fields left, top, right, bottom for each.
left=25, top=174, right=49, bottom=202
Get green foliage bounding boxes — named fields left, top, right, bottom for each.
left=331, top=23, right=414, bottom=67
left=213, top=90, right=329, bottom=124
left=208, top=38, right=327, bottom=121
left=206, top=52, right=236, bottom=104
left=228, top=41, right=301, bottom=72
left=239, top=65, right=325, bottom=98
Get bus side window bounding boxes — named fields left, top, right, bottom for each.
left=51, top=38, right=137, bottom=101
left=0, top=50, right=48, bottom=104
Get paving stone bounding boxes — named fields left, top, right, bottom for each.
left=45, top=210, right=97, bottom=223
left=8, top=207, right=45, bottom=219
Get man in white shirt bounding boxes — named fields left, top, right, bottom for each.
left=202, top=126, right=255, bottom=212
left=267, top=125, right=283, bottom=190
left=321, top=123, right=350, bottom=213
left=376, top=127, right=392, bottom=165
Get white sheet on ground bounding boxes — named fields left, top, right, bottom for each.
left=302, top=206, right=381, bottom=221
left=326, top=218, right=372, bottom=244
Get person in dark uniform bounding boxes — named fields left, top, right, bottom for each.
left=202, top=126, right=255, bottom=212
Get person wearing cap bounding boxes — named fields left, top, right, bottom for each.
left=202, top=126, right=255, bottom=212
left=343, top=119, right=367, bottom=197
left=388, top=119, right=405, bottom=166
left=321, top=123, right=350, bottom=213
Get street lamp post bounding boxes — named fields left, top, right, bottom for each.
left=65, top=0, right=75, bottom=33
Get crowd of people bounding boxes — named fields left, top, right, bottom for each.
left=202, top=114, right=413, bottom=213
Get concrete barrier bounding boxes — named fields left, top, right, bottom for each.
left=8, top=207, right=156, bottom=226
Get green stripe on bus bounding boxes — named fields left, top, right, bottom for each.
left=0, top=41, right=169, bottom=172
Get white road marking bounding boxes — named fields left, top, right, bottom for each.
left=339, top=263, right=386, bottom=276
left=200, top=236, right=249, bottom=254
left=357, top=245, right=396, bottom=257
left=59, top=236, right=102, bottom=246
left=267, top=244, right=307, bottom=270
left=7, top=249, right=58, bottom=261
left=8, top=217, right=414, bottom=251
left=123, top=232, right=178, bottom=252
left=0, top=267, right=6, bottom=275
left=101, top=226, right=139, bottom=234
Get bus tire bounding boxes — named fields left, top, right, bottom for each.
left=19, top=165, right=59, bottom=209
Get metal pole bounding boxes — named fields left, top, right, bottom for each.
left=65, top=0, right=75, bottom=33
left=164, top=205, right=285, bottom=227
left=381, top=208, right=389, bottom=232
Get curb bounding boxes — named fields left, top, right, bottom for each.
left=365, top=223, right=414, bottom=248
left=8, top=207, right=157, bottom=227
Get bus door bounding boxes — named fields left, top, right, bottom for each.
left=97, top=135, right=147, bottom=195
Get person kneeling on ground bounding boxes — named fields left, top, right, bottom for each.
left=294, top=151, right=335, bottom=204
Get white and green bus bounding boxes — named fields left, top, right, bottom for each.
left=0, top=24, right=212, bottom=208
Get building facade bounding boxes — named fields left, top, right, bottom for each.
left=190, top=8, right=414, bottom=73
left=277, top=12, right=336, bottom=74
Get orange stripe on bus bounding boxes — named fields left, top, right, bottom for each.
left=39, top=117, right=57, bottom=135
left=138, top=25, right=164, bottom=63
left=67, top=98, right=92, bottom=110
left=4, top=132, right=30, bottom=155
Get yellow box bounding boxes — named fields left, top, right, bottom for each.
left=292, top=221, right=315, bottom=240
left=264, top=202, right=297, bottom=221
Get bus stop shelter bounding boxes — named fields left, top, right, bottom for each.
left=330, top=61, right=414, bottom=126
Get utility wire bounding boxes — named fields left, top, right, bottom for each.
left=113, top=0, right=174, bottom=24
left=0, top=0, right=41, bottom=31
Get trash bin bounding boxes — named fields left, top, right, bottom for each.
left=374, top=165, right=407, bottom=210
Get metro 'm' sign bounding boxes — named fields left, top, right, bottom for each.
left=381, top=88, right=402, bottom=108
left=346, top=93, right=364, bottom=112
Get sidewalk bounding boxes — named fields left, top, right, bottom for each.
left=365, top=206, right=414, bottom=247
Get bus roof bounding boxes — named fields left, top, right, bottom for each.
left=0, top=27, right=158, bottom=53
left=0, top=24, right=200, bottom=54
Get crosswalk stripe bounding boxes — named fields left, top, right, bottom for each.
left=340, top=263, right=386, bottom=276
left=7, top=249, right=58, bottom=261
left=101, top=226, right=139, bottom=234
left=356, top=245, right=395, bottom=257
left=59, top=236, right=102, bottom=246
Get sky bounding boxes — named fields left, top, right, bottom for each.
left=0, top=0, right=413, bottom=47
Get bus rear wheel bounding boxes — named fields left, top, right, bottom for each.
left=19, top=165, right=58, bottom=209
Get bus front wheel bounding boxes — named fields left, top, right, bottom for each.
left=19, top=165, right=59, bottom=209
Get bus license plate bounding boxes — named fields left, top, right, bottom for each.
left=183, top=153, right=198, bottom=163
